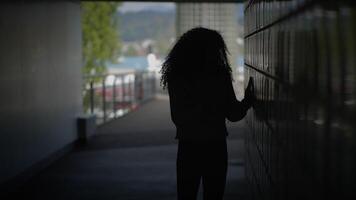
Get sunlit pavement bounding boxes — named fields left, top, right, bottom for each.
left=14, top=97, right=247, bottom=200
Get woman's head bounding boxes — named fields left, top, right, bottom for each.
left=160, top=27, right=232, bottom=89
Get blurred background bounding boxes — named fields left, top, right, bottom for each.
left=81, top=2, right=245, bottom=123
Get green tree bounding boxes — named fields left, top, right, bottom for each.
left=81, top=2, right=121, bottom=76
left=81, top=2, right=120, bottom=113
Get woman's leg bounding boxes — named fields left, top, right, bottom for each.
left=177, top=140, right=202, bottom=200
left=202, top=139, right=228, bottom=200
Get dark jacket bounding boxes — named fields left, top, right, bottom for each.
left=168, top=74, right=250, bottom=141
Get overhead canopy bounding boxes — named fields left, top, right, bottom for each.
left=82, top=0, right=245, bottom=3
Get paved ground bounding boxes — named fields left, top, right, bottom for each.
left=12, top=97, right=248, bottom=200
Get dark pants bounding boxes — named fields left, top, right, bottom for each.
left=177, top=139, right=228, bottom=200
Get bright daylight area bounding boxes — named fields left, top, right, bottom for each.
left=81, top=2, right=244, bottom=124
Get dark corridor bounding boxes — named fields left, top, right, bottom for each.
left=0, top=1, right=356, bottom=200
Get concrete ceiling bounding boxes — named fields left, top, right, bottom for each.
left=82, top=0, right=245, bottom=3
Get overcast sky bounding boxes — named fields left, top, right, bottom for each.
left=118, top=2, right=175, bottom=13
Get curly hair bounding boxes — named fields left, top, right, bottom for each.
left=160, top=27, right=232, bottom=89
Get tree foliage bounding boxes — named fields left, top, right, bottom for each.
left=81, top=2, right=121, bottom=76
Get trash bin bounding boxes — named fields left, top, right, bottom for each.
left=77, top=114, right=96, bottom=143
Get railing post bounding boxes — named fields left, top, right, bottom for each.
left=128, top=74, right=132, bottom=108
left=134, top=72, right=137, bottom=103
left=84, top=71, right=158, bottom=123
left=138, top=72, right=144, bottom=102
left=149, top=72, right=154, bottom=98
left=152, top=72, right=156, bottom=97
left=113, top=76, right=117, bottom=118
left=90, top=81, right=94, bottom=114
left=102, top=77, right=106, bottom=122
left=148, top=72, right=151, bottom=98
left=121, top=75, right=125, bottom=111
left=143, top=73, right=147, bottom=101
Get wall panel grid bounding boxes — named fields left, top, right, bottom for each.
left=244, top=0, right=356, bottom=199
left=176, top=3, right=238, bottom=67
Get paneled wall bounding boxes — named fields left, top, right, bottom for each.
left=0, top=2, right=82, bottom=185
left=244, top=0, right=356, bottom=199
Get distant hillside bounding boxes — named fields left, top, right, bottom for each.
left=117, top=10, right=176, bottom=42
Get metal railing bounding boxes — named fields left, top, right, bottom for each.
left=82, top=71, right=158, bottom=125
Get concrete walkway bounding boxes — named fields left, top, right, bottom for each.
left=13, top=97, right=248, bottom=200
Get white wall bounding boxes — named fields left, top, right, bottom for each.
left=0, top=1, right=82, bottom=183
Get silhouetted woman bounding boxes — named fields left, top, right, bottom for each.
left=161, top=27, right=254, bottom=200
